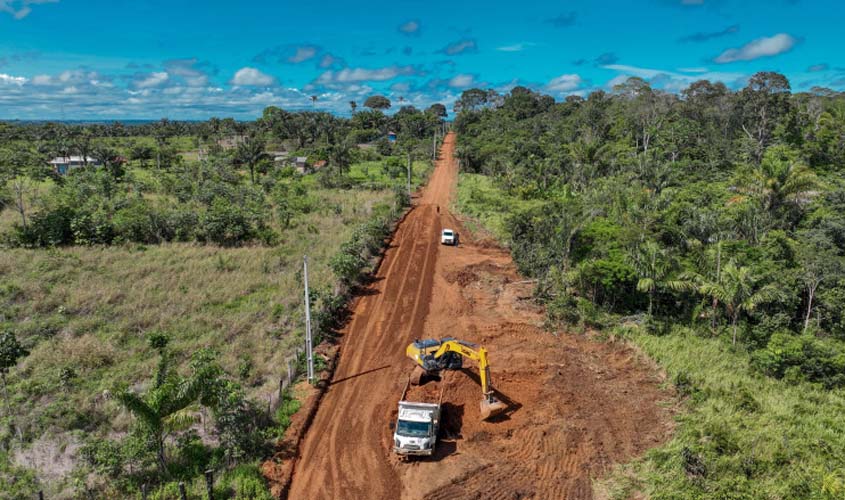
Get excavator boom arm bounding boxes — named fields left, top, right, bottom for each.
left=433, top=341, right=493, bottom=397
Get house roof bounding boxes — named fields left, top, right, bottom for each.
left=49, top=156, right=99, bottom=164
left=295, top=156, right=308, bottom=163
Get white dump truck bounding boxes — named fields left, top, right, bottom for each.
left=441, top=228, right=458, bottom=246
left=392, top=379, right=443, bottom=457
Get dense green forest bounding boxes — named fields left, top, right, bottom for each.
left=0, top=99, right=445, bottom=498
left=454, top=74, right=845, bottom=498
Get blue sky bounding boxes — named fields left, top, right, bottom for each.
left=0, top=0, right=843, bottom=119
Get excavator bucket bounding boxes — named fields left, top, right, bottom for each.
left=479, top=397, right=507, bottom=421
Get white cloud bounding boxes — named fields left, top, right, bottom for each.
left=440, top=39, right=478, bottom=56
left=546, top=74, right=583, bottom=92
left=289, top=46, right=318, bottom=64
left=399, top=19, right=420, bottom=35
left=135, top=72, right=169, bottom=88
left=317, top=65, right=418, bottom=84
left=602, top=64, right=746, bottom=91
left=606, top=74, right=632, bottom=89
left=0, top=0, right=59, bottom=19
left=714, top=33, right=796, bottom=64
left=390, top=81, right=411, bottom=93
left=449, top=74, right=475, bottom=88
left=164, top=58, right=211, bottom=87
left=230, top=67, right=275, bottom=86
left=31, top=74, right=51, bottom=85
left=0, top=72, right=27, bottom=85
left=678, top=67, right=709, bottom=73
left=496, top=42, right=536, bottom=52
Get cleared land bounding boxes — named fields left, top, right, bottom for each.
left=282, top=134, right=674, bottom=499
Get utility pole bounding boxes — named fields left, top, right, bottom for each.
left=303, top=256, right=314, bottom=382
left=406, top=150, right=412, bottom=199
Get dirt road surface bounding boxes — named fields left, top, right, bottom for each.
left=285, top=133, right=673, bottom=500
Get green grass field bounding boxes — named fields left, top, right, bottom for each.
left=600, top=326, right=845, bottom=499
left=0, top=185, right=392, bottom=496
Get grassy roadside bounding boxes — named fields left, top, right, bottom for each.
left=454, top=172, right=544, bottom=242
left=599, top=327, right=845, bottom=500
left=453, top=172, right=845, bottom=500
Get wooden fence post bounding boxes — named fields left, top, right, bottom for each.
left=178, top=481, right=187, bottom=500
left=205, top=469, right=214, bottom=500
left=141, top=483, right=148, bottom=500
left=38, top=491, right=44, bottom=500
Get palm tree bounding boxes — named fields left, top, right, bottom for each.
left=750, top=145, right=820, bottom=216
left=115, top=343, right=221, bottom=474
left=696, top=261, right=781, bottom=345
left=628, top=241, right=685, bottom=316
left=349, top=100, right=358, bottom=115
left=234, top=132, right=269, bottom=184
left=310, top=95, right=318, bottom=106
left=153, top=118, right=171, bottom=170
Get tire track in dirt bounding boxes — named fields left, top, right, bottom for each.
left=286, top=133, right=675, bottom=500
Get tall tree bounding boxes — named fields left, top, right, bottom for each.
left=153, top=118, right=171, bottom=170
left=628, top=241, right=685, bottom=316
left=697, top=261, right=781, bottom=345
left=749, top=145, right=820, bottom=218
left=364, top=95, right=392, bottom=111
left=796, top=229, right=842, bottom=333
left=738, top=72, right=793, bottom=164
left=233, top=132, right=269, bottom=184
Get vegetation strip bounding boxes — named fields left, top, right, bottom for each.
left=452, top=78, right=845, bottom=498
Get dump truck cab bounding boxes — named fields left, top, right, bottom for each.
left=441, top=229, right=458, bottom=246
left=393, top=401, right=440, bottom=456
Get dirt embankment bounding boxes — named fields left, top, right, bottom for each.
left=271, top=133, right=674, bottom=500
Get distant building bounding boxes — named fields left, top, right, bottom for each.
left=49, top=156, right=101, bottom=175
left=269, top=151, right=289, bottom=165
left=388, top=131, right=397, bottom=143
left=293, top=156, right=308, bottom=173
left=312, top=160, right=327, bottom=170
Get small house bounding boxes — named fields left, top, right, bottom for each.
left=312, top=160, right=327, bottom=170
left=269, top=151, right=289, bottom=165
left=388, top=131, right=397, bottom=143
left=49, top=156, right=101, bottom=175
left=293, top=156, right=308, bottom=173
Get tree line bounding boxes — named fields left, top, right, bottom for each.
left=0, top=96, right=446, bottom=248
left=454, top=73, right=845, bottom=388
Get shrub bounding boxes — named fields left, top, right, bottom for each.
left=752, top=332, right=845, bottom=388
left=199, top=198, right=256, bottom=246
left=15, top=207, right=75, bottom=246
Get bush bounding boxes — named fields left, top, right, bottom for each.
left=220, top=464, right=273, bottom=500
left=15, top=206, right=75, bottom=246
left=752, top=332, right=845, bottom=388
left=199, top=198, right=256, bottom=246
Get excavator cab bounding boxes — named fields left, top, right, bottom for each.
left=406, top=338, right=507, bottom=421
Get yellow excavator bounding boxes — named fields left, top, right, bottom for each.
left=406, top=338, right=507, bottom=421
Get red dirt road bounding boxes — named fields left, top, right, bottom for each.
left=285, top=133, right=673, bottom=500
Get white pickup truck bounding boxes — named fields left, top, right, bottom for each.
left=441, top=228, right=458, bottom=246
left=393, top=380, right=443, bottom=456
